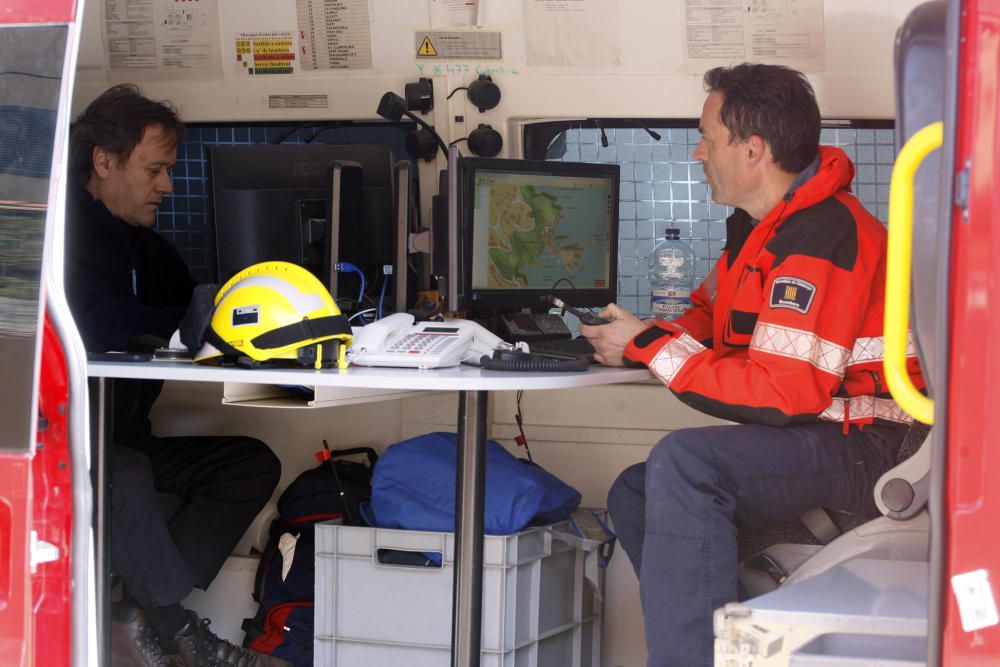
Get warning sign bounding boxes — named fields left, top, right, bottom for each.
left=414, top=31, right=502, bottom=59
left=418, top=36, right=438, bottom=57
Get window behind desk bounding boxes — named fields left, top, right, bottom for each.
left=523, top=120, right=895, bottom=317
left=154, top=123, right=413, bottom=284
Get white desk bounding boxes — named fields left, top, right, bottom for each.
left=87, top=361, right=650, bottom=666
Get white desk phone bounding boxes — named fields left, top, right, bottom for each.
left=347, top=313, right=524, bottom=369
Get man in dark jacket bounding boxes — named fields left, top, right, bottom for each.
left=67, top=84, right=287, bottom=667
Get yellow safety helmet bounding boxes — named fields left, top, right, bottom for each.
left=195, top=261, right=353, bottom=369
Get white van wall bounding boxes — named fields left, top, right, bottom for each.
left=75, top=0, right=921, bottom=226
left=75, top=0, right=919, bottom=121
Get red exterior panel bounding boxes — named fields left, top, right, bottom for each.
left=0, top=458, right=31, bottom=666
left=32, top=317, right=73, bottom=667
left=0, top=0, right=76, bottom=24
left=943, top=0, right=1000, bottom=662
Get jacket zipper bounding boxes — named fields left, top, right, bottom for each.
left=869, top=370, right=883, bottom=395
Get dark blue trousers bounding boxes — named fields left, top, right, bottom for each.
left=607, top=423, right=898, bottom=667
left=112, top=435, right=281, bottom=608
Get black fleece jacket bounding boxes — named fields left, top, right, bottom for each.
left=65, top=181, right=197, bottom=444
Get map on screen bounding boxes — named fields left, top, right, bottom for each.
left=469, top=170, right=613, bottom=291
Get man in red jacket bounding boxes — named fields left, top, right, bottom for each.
left=580, top=64, right=924, bottom=667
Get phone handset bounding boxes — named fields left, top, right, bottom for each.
left=461, top=321, right=518, bottom=365
left=348, top=312, right=415, bottom=359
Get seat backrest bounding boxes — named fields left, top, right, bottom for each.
left=894, top=0, right=947, bottom=384
left=868, top=0, right=948, bottom=519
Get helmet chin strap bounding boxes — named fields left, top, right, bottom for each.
left=251, top=314, right=351, bottom=351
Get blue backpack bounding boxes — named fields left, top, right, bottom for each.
left=242, top=445, right=376, bottom=666
left=369, top=432, right=581, bottom=535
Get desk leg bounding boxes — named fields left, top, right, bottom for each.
left=89, top=378, right=112, bottom=667
left=451, top=390, right=487, bottom=667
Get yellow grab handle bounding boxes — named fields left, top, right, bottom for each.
left=884, top=121, right=942, bottom=425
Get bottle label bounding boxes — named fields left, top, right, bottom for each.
left=651, top=288, right=691, bottom=318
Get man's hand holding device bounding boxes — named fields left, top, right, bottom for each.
left=577, top=303, right=648, bottom=367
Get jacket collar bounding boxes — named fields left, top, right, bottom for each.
left=785, top=146, right=854, bottom=210
left=69, top=179, right=142, bottom=246
left=754, top=145, right=855, bottom=229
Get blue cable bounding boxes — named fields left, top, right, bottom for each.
left=335, top=262, right=366, bottom=313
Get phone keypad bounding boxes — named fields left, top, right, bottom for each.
left=388, top=333, right=456, bottom=356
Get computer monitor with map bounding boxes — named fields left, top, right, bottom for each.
left=458, top=157, right=620, bottom=315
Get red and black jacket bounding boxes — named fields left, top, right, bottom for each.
left=624, top=146, right=924, bottom=432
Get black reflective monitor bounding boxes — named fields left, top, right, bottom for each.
left=208, top=144, right=397, bottom=311
left=457, top=157, right=619, bottom=313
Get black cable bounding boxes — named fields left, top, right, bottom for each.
left=515, top=391, right=533, bottom=462
left=593, top=119, right=609, bottom=148
left=446, top=86, right=468, bottom=100
left=549, top=277, right=578, bottom=290
left=449, top=137, right=468, bottom=146
left=304, top=123, right=348, bottom=143
left=0, top=70, right=60, bottom=80
left=624, top=118, right=662, bottom=142
left=323, top=439, right=355, bottom=525
left=272, top=125, right=308, bottom=144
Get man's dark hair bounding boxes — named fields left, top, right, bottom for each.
left=703, top=63, right=820, bottom=173
left=70, top=83, right=184, bottom=184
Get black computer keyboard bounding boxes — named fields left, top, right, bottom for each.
left=528, top=337, right=597, bottom=361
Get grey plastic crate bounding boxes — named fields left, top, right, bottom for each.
left=313, top=518, right=605, bottom=667
left=790, top=633, right=926, bottom=667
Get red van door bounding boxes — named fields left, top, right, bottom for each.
left=0, top=1, right=77, bottom=665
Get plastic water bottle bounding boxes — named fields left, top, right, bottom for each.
left=649, top=228, right=694, bottom=319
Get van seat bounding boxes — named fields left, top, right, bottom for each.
left=738, top=422, right=932, bottom=597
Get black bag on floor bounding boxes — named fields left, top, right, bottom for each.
left=242, top=444, right=377, bottom=666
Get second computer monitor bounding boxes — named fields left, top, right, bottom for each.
left=459, top=157, right=620, bottom=313
left=209, top=144, right=399, bottom=312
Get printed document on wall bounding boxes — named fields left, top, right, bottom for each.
left=102, top=0, right=224, bottom=80
left=682, top=0, right=825, bottom=73
left=523, top=0, right=622, bottom=67
left=295, top=0, right=373, bottom=71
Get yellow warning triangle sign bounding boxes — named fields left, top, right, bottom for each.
left=418, top=36, right=438, bottom=57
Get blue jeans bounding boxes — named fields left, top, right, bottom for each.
left=607, top=423, right=898, bottom=667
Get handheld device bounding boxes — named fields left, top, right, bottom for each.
left=153, top=347, right=194, bottom=362
left=347, top=312, right=520, bottom=369
left=498, top=311, right=573, bottom=341
left=86, top=351, right=153, bottom=363
left=546, top=295, right=612, bottom=326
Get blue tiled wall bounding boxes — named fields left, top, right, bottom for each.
left=155, top=124, right=411, bottom=283
left=160, top=121, right=895, bottom=312
left=553, top=125, right=895, bottom=317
